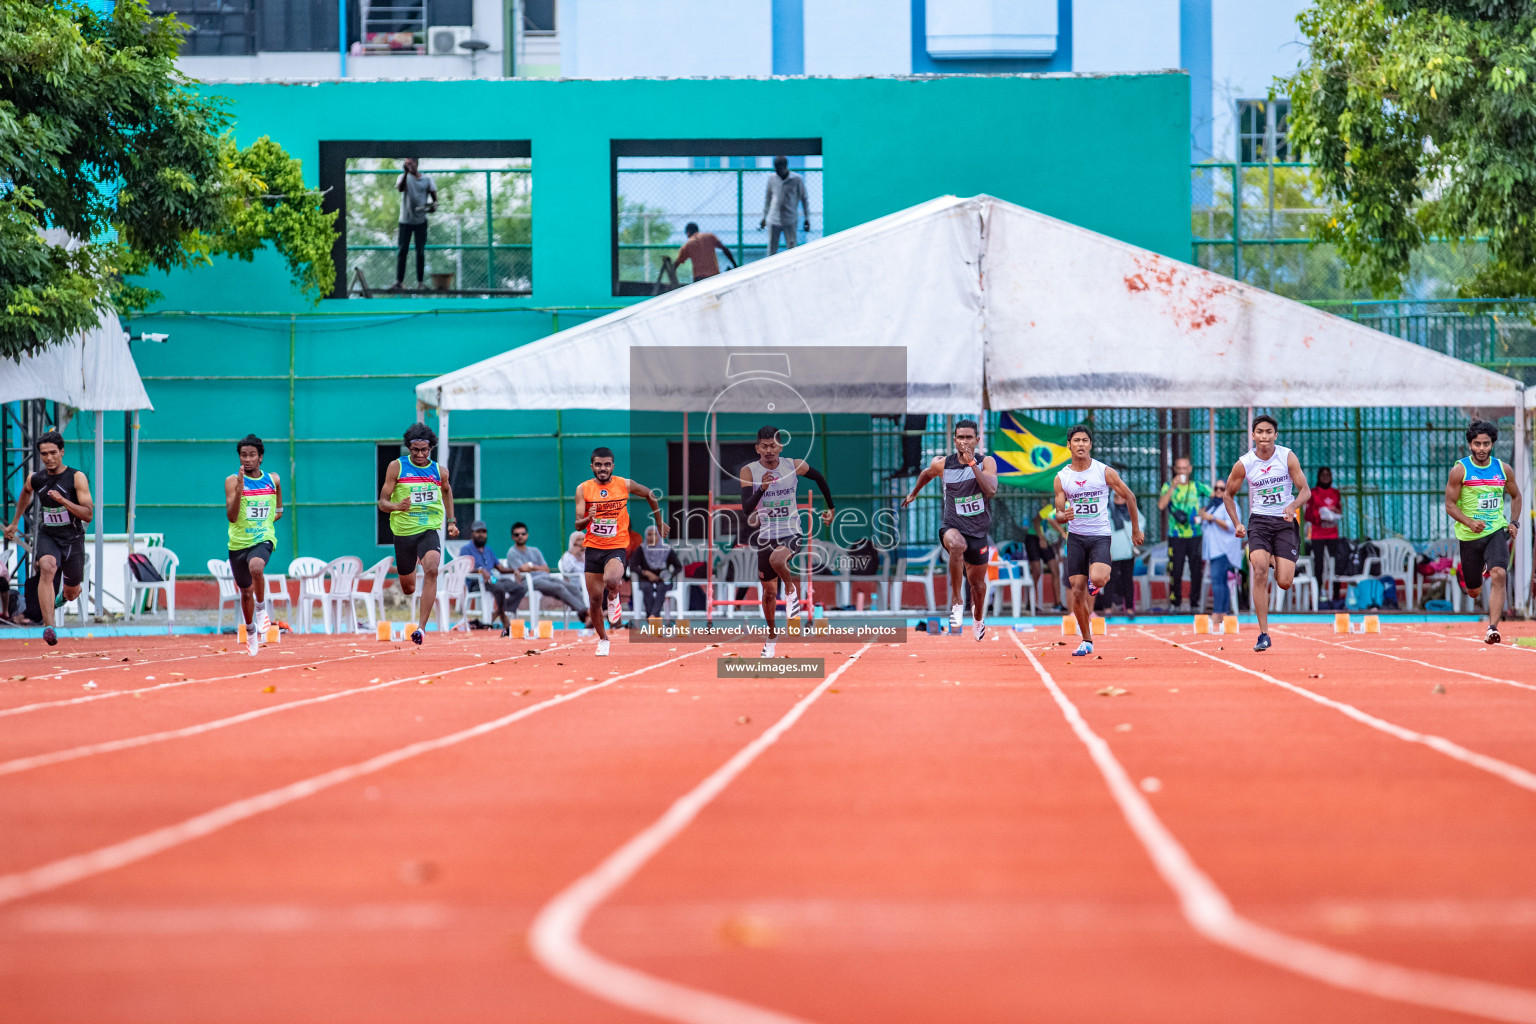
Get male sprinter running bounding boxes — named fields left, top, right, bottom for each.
left=742, top=425, right=835, bottom=657
left=1445, top=419, right=1523, bottom=644
left=901, top=418, right=997, bottom=640
left=1054, top=425, right=1142, bottom=656
left=1222, top=414, right=1310, bottom=652
left=225, top=435, right=283, bottom=656
left=3, top=430, right=93, bottom=646
left=575, top=447, right=665, bottom=657
left=378, top=422, right=457, bottom=644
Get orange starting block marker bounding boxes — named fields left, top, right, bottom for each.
left=1061, top=615, right=1106, bottom=636
left=238, top=622, right=247, bottom=643
left=1334, top=613, right=1351, bottom=635
left=509, top=620, right=526, bottom=640
left=537, top=620, right=554, bottom=639
left=1193, top=615, right=1240, bottom=634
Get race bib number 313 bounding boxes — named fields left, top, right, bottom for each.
left=409, top=485, right=438, bottom=505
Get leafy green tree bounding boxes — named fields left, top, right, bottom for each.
left=1282, top=0, right=1536, bottom=298
left=0, top=0, right=336, bottom=359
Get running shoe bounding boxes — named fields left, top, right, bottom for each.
left=1087, top=582, right=1103, bottom=597
left=974, top=622, right=987, bottom=642
left=1485, top=626, right=1502, bottom=645
left=411, top=628, right=424, bottom=646
left=247, top=627, right=259, bottom=657
left=1253, top=632, right=1272, bottom=652
left=950, top=603, right=963, bottom=632
left=1072, top=641, right=1093, bottom=656
left=783, top=587, right=800, bottom=620
left=761, top=640, right=777, bottom=658
left=255, top=608, right=271, bottom=645
left=43, top=626, right=57, bottom=647
left=595, top=638, right=610, bottom=657
left=500, top=624, right=510, bottom=638
left=606, top=594, right=622, bottom=626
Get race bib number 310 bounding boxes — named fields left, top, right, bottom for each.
left=1477, top=494, right=1503, bottom=512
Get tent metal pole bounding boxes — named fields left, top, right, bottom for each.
left=1515, top=402, right=1530, bottom=613
left=1208, top=408, right=1217, bottom=485
left=681, top=411, right=689, bottom=542
left=127, top=411, right=139, bottom=555
left=437, top=405, right=451, bottom=545
left=93, top=411, right=104, bottom=618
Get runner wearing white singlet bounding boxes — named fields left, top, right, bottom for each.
left=1053, top=425, right=1142, bottom=656
left=1222, top=414, right=1310, bottom=652
left=740, top=425, right=835, bottom=657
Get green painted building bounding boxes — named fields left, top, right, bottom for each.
left=97, top=73, right=1190, bottom=569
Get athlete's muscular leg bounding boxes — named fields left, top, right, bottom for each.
left=965, top=561, right=988, bottom=621
left=1250, top=549, right=1273, bottom=634
left=585, top=572, right=608, bottom=641
left=603, top=557, right=626, bottom=623
left=1068, top=575, right=1092, bottom=642
left=415, top=550, right=442, bottom=630
left=769, top=545, right=797, bottom=629
left=941, top=529, right=967, bottom=610
left=771, top=544, right=797, bottom=594
left=1487, top=566, right=1507, bottom=628
left=1271, top=557, right=1296, bottom=590
left=248, top=556, right=268, bottom=624
left=760, top=575, right=780, bottom=638
left=36, top=554, right=58, bottom=629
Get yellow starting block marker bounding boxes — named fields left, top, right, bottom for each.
left=266, top=624, right=281, bottom=644
left=509, top=620, right=526, bottom=640
left=238, top=622, right=247, bottom=643
left=1223, top=616, right=1240, bottom=634
left=1061, top=615, right=1106, bottom=635
left=537, top=619, right=554, bottom=639
left=1193, top=614, right=1210, bottom=634
left=1334, top=613, right=1352, bottom=635
left=377, top=621, right=390, bottom=641
left=813, top=617, right=831, bottom=635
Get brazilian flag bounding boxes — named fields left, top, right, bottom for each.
left=993, top=412, right=1072, bottom=490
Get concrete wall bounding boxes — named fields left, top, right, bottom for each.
left=560, top=0, right=773, bottom=77
left=110, top=74, right=1188, bottom=569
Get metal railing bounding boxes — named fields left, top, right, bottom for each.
left=346, top=166, right=532, bottom=295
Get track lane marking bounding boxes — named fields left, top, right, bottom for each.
left=1014, top=630, right=1536, bottom=1023
left=530, top=644, right=875, bottom=1024
left=0, top=646, right=703, bottom=906
left=0, top=642, right=583, bottom=776
left=0, top=635, right=377, bottom=682
left=1136, top=628, right=1536, bottom=795
left=1282, top=631, right=1536, bottom=691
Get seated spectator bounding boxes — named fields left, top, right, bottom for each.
left=1198, top=480, right=1243, bottom=630
left=558, top=531, right=584, bottom=577
left=459, top=520, right=525, bottom=636
left=632, top=525, right=682, bottom=618
left=505, top=522, right=588, bottom=624
left=674, top=222, right=737, bottom=282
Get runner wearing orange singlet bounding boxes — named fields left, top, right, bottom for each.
left=574, top=447, right=666, bottom=656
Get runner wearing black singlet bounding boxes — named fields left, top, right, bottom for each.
left=902, top=419, right=998, bottom=641
left=3, top=430, right=95, bottom=646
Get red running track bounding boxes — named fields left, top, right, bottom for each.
left=1, top=623, right=1534, bottom=1023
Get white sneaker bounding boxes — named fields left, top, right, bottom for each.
left=761, top=640, right=776, bottom=658
left=606, top=594, right=622, bottom=626
left=247, top=627, right=260, bottom=657
left=783, top=587, right=800, bottom=620
left=974, top=621, right=987, bottom=642
left=254, top=608, right=271, bottom=645
left=950, top=603, right=962, bottom=632
left=595, top=638, right=610, bottom=657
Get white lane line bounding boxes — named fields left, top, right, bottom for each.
left=0, top=642, right=582, bottom=777
left=1282, top=631, right=1536, bottom=692
left=0, top=648, right=398, bottom=719
left=0, top=647, right=703, bottom=907
left=1136, top=629, right=1536, bottom=795
left=530, top=644, right=874, bottom=1024
left=1013, top=631, right=1536, bottom=1023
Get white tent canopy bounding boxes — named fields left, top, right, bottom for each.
left=418, top=194, right=1525, bottom=414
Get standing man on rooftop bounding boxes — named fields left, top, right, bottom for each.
left=674, top=222, right=737, bottom=283
left=761, top=156, right=811, bottom=256
left=391, top=157, right=437, bottom=292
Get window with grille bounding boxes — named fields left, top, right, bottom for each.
left=150, top=0, right=257, bottom=55
left=1236, top=98, right=1297, bottom=164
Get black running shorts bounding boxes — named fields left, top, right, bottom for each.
left=584, top=547, right=627, bottom=575
left=228, top=540, right=274, bottom=590
left=393, top=529, right=441, bottom=577
left=1065, top=533, right=1112, bottom=578
left=1459, top=528, right=1510, bottom=590
left=943, top=528, right=989, bottom=566
left=1246, top=514, right=1300, bottom=562
left=756, top=535, right=803, bottom=581
left=36, top=532, right=84, bottom=588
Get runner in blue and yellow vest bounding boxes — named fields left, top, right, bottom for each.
left=378, top=422, right=458, bottom=645
left=1444, top=419, right=1524, bottom=645
left=225, top=434, right=283, bottom=657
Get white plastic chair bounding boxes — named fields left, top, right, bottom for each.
left=1372, top=538, right=1418, bottom=610
left=208, top=559, right=241, bottom=631
left=530, top=571, right=583, bottom=628
left=1328, top=546, right=1382, bottom=607
left=353, top=556, right=393, bottom=629
left=984, top=553, right=1035, bottom=618
left=809, top=539, right=853, bottom=609
left=889, top=545, right=942, bottom=613
left=1134, top=543, right=1168, bottom=612
left=1421, top=538, right=1460, bottom=610
left=717, top=546, right=761, bottom=617
left=124, top=546, right=177, bottom=622
left=1198, top=567, right=1241, bottom=615
left=670, top=543, right=711, bottom=616
left=263, top=572, right=291, bottom=623
left=321, top=556, right=364, bottom=633
left=1269, top=562, right=1319, bottom=612
left=287, top=556, right=328, bottom=633
left=412, top=555, right=472, bottom=632
left=61, top=551, right=93, bottom=625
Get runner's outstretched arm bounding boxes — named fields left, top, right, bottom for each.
left=625, top=479, right=668, bottom=537
left=1222, top=461, right=1247, bottom=538
left=900, top=456, right=946, bottom=508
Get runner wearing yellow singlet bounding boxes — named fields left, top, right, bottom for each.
left=377, top=422, right=458, bottom=644
left=574, top=447, right=665, bottom=656
left=224, top=434, right=283, bottom=656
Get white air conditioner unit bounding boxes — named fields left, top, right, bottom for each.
left=427, top=25, right=472, bottom=55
